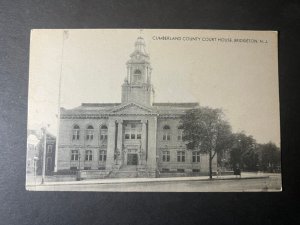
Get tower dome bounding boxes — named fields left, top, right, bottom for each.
left=134, top=37, right=147, bottom=53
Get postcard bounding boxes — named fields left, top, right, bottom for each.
left=26, top=29, right=281, bottom=192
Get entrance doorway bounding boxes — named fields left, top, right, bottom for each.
left=127, top=153, right=138, bottom=165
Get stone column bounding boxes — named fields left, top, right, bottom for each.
left=147, top=117, right=157, bottom=173
left=127, top=66, right=129, bottom=83
left=141, top=119, right=147, bottom=166
left=116, top=119, right=123, bottom=166
left=106, top=119, right=116, bottom=170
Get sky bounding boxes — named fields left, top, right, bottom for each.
left=28, top=29, right=280, bottom=146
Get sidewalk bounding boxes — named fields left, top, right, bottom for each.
left=26, top=172, right=270, bottom=187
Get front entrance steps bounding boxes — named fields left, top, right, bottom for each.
left=109, top=165, right=138, bottom=178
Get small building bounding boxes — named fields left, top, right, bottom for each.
left=27, top=130, right=56, bottom=176
left=27, top=130, right=41, bottom=175
left=45, top=133, right=56, bottom=175
left=56, top=37, right=217, bottom=178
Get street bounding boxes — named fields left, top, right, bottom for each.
left=27, top=174, right=281, bottom=192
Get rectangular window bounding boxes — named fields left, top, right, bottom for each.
left=86, top=131, right=94, bottom=140
left=192, top=151, right=200, bottom=162
left=71, top=150, right=79, bottom=161
left=70, top=166, right=77, bottom=171
left=178, top=130, right=183, bottom=141
left=163, top=133, right=171, bottom=141
left=72, top=130, right=80, bottom=140
left=162, top=168, right=170, bottom=172
left=99, top=150, right=107, bottom=162
left=125, top=123, right=142, bottom=140
left=162, top=151, right=170, bottom=162
left=47, top=145, right=52, bottom=153
left=98, top=166, right=105, bottom=170
left=177, top=169, right=185, bottom=172
left=177, top=151, right=185, bottom=162
left=85, top=150, right=93, bottom=161
left=84, top=167, right=91, bottom=170
left=100, top=134, right=107, bottom=140
left=192, top=169, right=200, bottom=172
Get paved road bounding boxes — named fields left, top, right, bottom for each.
left=28, top=174, right=281, bottom=192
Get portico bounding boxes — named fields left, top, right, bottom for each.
left=105, top=110, right=158, bottom=175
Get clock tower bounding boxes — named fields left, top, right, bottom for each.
left=121, top=37, right=154, bottom=106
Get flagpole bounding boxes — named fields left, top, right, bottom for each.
left=54, top=30, right=68, bottom=172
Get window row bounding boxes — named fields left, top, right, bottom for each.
left=71, top=150, right=107, bottom=162
left=124, top=123, right=142, bottom=140
left=125, top=133, right=141, bottom=140
left=162, top=151, right=200, bottom=163
left=162, top=125, right=183, bottom=141
left=71, top=124, right=184, bottom=141
left=72, top=125, right=108, bottom=141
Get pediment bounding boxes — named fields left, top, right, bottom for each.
left=110, top=102, right=157, bottom=115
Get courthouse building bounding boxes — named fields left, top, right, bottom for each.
left=56, top=37, right=216, bottom=178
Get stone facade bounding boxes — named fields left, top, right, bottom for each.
left=56, top=37, right=217, bottom=178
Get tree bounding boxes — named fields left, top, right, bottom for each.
left=180, top=107, right=233, bottom=179
left=258, top=142, right=281, bottom=172
left=229, top=132, right=259, bottom=171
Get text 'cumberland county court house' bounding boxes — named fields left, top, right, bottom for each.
left=56, top=37, right=217, bottom=179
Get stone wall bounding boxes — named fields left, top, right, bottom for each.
left=156, top=117, right=217, bottom=173
left=57, top=118, right=109, bottom=171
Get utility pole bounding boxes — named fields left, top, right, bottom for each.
left=54, top=30, right=68, bottom=172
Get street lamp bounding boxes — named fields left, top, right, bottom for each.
left=138, top=149, right=142, bottom=166
left=41, top=126, right=47, bottom=184
left=77, top=152, right=81, bottom=181
left=33, top=156, right=38, bottom=188
left=78, top=152, right=81, bottom=170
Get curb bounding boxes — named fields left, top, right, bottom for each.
left=26, top=175, right=270, bottom=187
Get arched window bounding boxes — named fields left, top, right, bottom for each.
left=133, top=69, right=142, bottom=82
left=72, top=125, right=80, bottom=140
left=86, top=125, right=94, bottom=140
left=85, top=150, right=93, bottom=161
left=177, top=125, right=184, bottom=141
left=100, top=125, right=108, bottom=141
left=163, top=125, right=171, bottom=141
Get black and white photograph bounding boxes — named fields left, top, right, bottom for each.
left=26, top=29, right=281, bottom=192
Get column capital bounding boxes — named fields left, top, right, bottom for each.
left=116, top=119, right=123, bottom=124
left=141, top=119, right=148, bottom=124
